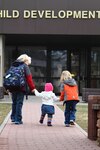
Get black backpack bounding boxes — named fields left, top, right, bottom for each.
left=3, top=64, right=25, bottom=91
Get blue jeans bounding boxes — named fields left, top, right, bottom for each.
left=11, top=91, right=24, bottom=122
left=64, top=100, right=78, bottom=124
left=41, top=104, right=55, bottom=118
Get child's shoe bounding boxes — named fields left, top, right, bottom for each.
left=39, top=115, right=45, bottom=124
left=65, top=124, right=70, bottom=127
left=15, top=121, right=23, bottom=125
left=39, top=119, right=43, bottom=124
left=11, top=119, right=15, bottom=122
left=70, top=120, right=75, bottom=125
left=47, top=121, right=52, bottom=126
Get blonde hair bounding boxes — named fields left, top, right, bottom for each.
left=17, top=54, right=31, bottom=64
left=60, top=70, right=72, bottom=82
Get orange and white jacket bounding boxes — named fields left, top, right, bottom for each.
left=60, top=78, right=79, bottom=102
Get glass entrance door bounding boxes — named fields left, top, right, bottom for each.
left=91, top=48, right=100, bottom=88
left=51, top=50, right=67, bottom=93
left=50, top=49, right=87, bottom=95
left=70, top=49, right=87, bottom=95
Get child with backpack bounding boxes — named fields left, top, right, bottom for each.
left=59, top=70, right=79, bottom=127
left=34, top=83, right=59, bottom=126
left=4, top=54, right=35, bottom=125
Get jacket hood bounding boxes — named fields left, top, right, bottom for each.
left=64, top=78, right=77, bottom=86
left=12, top=60, right=24, bottom=67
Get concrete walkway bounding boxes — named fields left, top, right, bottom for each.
left=0, top=96, right=99, bottom=150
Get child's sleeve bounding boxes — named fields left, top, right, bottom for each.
left=53, top=93, right=60, bottom=101
left=34, top=89, right=42, bottom=97
left=60, top=83, right=64, bottom=101
left=60, top=91, right=64, bottom=101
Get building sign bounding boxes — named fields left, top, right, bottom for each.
left=0, top=10, right=100, bottom=19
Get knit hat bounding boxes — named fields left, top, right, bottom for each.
left=45, top=83, right=53, bottom=92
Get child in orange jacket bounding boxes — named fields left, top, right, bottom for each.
left=60, top=70, right=79, bottom=127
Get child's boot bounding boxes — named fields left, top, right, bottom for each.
left=47, top=118, right=52, bottom=126
left=39, top=115, right=45, bottom=124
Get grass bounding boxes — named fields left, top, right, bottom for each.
left=0, top=103, right=11, bottom=125
left=76, top=104, right=88, bottom=132
left=58, top=104, right=88, bottom=132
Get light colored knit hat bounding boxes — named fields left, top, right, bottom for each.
left=45, top=83, right=53, bottom=92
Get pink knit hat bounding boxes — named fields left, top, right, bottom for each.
left=45, top=83, right=53, bottom=92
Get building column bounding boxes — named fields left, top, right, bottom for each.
left=0, top=35, right=5, bottom=86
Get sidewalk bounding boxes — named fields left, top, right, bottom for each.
left=0, top=96, right=99, bottom=150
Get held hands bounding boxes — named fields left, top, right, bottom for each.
left=31, top=89, right=36, bottom=93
